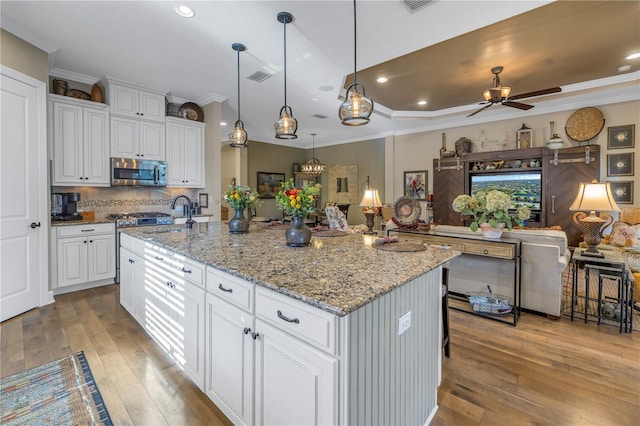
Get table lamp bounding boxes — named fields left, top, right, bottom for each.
left=569, top=179, right=620, bottom=257
left=360, top=176, right=382, bottom=234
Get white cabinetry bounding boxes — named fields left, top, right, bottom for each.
left=104, top=79, right=165, bottom=122
left=51, top=223, right=115, bottom=293
left=50, top=94, right=110, bottom=186
left=205, top=267, right=338, bottom=425
left=166, top=117, right=205, bottom=187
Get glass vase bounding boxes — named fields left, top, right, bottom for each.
left=228, top=209, right=249, bottom=234
left=479, top=222, right=505, bottom=239
left=285, top=215, right=312, bottom=247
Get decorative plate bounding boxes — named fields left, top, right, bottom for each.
left=178, top=102, right=204, bottom=122
left=565, top=107, right=605, bottom=142
left=392, top=196, right=422, bottom=225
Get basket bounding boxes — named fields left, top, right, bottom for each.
left=466, top=285, right=512, bottom=315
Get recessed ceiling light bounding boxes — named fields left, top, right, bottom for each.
left=626, top=52, right=640, bottom=60
left=618, top=64, right=632, bottom=72
left=377, top=77, right=388, bottom=83
left=220, top=122, right=227, bottom=126
left=318, top=85, right=334, bottom=92
left=417, top=100, right=427, bottom=106
left=175, top=5, right=195, bottom=18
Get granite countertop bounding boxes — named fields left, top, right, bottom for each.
left=51, top=218, right=114, bottom=226
left=121, top=222, right=461, bottom=316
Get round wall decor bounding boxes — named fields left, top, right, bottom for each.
left=565, top=107, right=605, bottom=142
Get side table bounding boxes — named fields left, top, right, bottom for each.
left=571, top=248, right=633, bottom=333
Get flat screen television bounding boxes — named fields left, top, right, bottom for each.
left=470, top=172, right=542, bottom=211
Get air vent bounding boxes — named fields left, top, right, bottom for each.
left=247, top=71, right=271, bottom=83
left=312, top=114, right=329, bottom=119
left=402, top=0, right=432, bottom=13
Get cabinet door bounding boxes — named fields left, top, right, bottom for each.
left=432, top=158, right=465, bottom=225
left=166, top=123, right=186, bottom=186
left=83, top=108, right=110, bottom=185
left=57, top=236, right=88, bottom=288
left=111, top=116, right=139, bottom=158
left=87, top=233, right=115, bottom=282
left=255, top=319, right=338, bottom=426
left=183, top=125, right=204, bottom=187
left=110, top=84, right=139, bottom=118
left=132, top=253, right=147, bottom=326
left=120, top=247, right=135, bottom=315
left=139, top=91, right=165, bottom=122
left=52, top=101, right=83, bottom=184
left=544, top=146, right=599, bottom=247
left=206, top=293, right=255, bottom=425
left=139, top=121, right=165, bottom=160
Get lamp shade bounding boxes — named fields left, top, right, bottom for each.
left=360, top=188, right=382, bottom=208
left=569, top=180, right=621, bottom=212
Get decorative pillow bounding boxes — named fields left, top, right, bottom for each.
left=608, top=222, right=640, bottom=247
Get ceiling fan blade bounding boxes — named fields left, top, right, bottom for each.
left=467, top=104, right=492, bottom=117
left=503, top=101, right=534, bottom=110
left=508, top=87, right=562, bottom=101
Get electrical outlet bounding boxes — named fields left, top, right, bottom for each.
left=398, top=311, right=411, bottom=336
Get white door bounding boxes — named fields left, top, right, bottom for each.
left=1, top=66, right=49, bottom=322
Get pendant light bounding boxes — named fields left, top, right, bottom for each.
left=300, top=133, right=326, bottom=177
left=274, top=12, right=298, bottom=139
left=229, top=43, right=248, bottom=148
left=339, top=0, right=373, bottom=126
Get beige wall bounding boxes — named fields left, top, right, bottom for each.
left=202, top=102, right=222, bottom=220
left=1, top=29, right=49, bottom=85
left=387, top=100, right=640, bottom=214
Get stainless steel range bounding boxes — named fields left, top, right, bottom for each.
left=109, top=212, right=174, bottom=283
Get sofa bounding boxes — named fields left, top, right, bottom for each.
left=431, top=225, right=571, bottom=317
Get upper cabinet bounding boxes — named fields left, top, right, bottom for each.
left=50, top=94, right=110, bottom=186
left=102, top=77, right=166, bottom=123
left=166, top=117, right=205, bottom=188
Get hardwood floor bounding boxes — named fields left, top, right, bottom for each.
left=1, top=284, right=638, bottom=425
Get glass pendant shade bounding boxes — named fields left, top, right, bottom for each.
left=339, top=0, right=372, bottom=126
left=339, top=82, right=374, bottom=125
left=230, top=42, right=248, bottom=148
left=274, top=12, right=297, bottom=139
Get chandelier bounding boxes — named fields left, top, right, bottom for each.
left=300, top=134, right=326, bottom=176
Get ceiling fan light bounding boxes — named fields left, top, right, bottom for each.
left=501, top=86, right=511, bottom=98
left=339, top=83, right=373, bottom=125
left=482, top=89, right=491, bottom=101
left=229, top=120, right=248, bottom=148
left=274, top=106, right=298, bottom=139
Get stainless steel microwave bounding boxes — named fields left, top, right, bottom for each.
left=111, top=158, right=167, bottom=186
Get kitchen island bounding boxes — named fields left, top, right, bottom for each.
left=119, top=222, right=460, bottom=425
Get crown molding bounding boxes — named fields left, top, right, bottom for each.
left=197, top=92, right=228, bottom=106
left=49, top=68, right=100, bottom=85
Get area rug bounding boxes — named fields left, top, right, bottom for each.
left=0, top=351, right=112, bottom=425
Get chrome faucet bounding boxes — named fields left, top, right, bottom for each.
left=171, top=195, right=195, bottom=229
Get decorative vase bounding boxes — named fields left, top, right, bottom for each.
left=228, top=209, right=249, bottom=234
left=479, top=223, right=505, bottom=239
left=285, top=215, right=312, bottom=247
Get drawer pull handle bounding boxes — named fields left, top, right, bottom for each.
left=166, top=281, right=175, bottom=289
left=218, top=283, right=233, bottom=293
left=155, top=256, right=164, bottom=261
left=252, top=332, right=260, bottom=340
left=243, top=327, right=252, bottom=335
left=181, top=267, right=192, bottom=273
left=81, top=229, right=94, bottom=232
left=483, top=249, right=489, bottom=254
left=277, top=310, right=300, bottom=324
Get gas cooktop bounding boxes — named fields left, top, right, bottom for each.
left=108, top=212, right=174, bottom=227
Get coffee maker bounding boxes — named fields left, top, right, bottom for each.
left=51, top=192, right=82, bottom=221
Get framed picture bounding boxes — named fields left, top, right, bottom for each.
left=403, top=170, right=428, bottom=200
left=257, top=172, right=285, bottom=198
left=609, top=181, right=634, bottom=204
left=607, top=153, right=634, bottom=176
left=607, top=124, right=635, bottom=149
left=198, top=193, right=208, bottom=208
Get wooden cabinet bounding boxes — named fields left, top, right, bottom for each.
left=166, top=117, right=205, bottom=187
left=103, top=79, right=165, bottom=122
left=51, top=223, right=115, bottom=291
left=543, top=145, right=599, bottom=247
left=111, top=116, right=165, bottom=160
left=50, top=95, right=110, bottom=186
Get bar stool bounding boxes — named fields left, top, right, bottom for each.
left=442, top=266, right=450, bottom=358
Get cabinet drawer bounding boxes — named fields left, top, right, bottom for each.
left=173, top=254, right=205, bottom=288
left=206, top=267, right=254, bottom=312
left=120, top=232, right=135, bottom=251
left=255, top=287, right=337, bottom=355
left=463, top=242, right=514, bottom=259
left=57, top=223, right=114, bottom=237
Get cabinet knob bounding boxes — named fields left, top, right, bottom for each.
left=80, top=177, right=84, bottom=180
left=85, top=177, right=88, bottom=180
left=483, top=249, right=489, bottom=254
left=84, top=240, right=87, bottom=244
left=140, top=154, right=144, bottom=157
left=166, top=281, right=175, bottom=289
left=251, top=332, right=260, bottom=340
left=243, top=327, right=251, bottom=335
left=89, top=240, right=93, bottom=243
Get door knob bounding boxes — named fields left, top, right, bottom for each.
left=29, top=222, right=41, bottom=229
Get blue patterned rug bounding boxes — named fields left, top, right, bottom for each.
left=0, top=351, right=112, bottom=425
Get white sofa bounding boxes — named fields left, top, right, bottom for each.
left=432, top=225, right=571, bottom=317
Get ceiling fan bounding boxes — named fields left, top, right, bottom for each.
left=467, top=66, right=561, bottom=117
